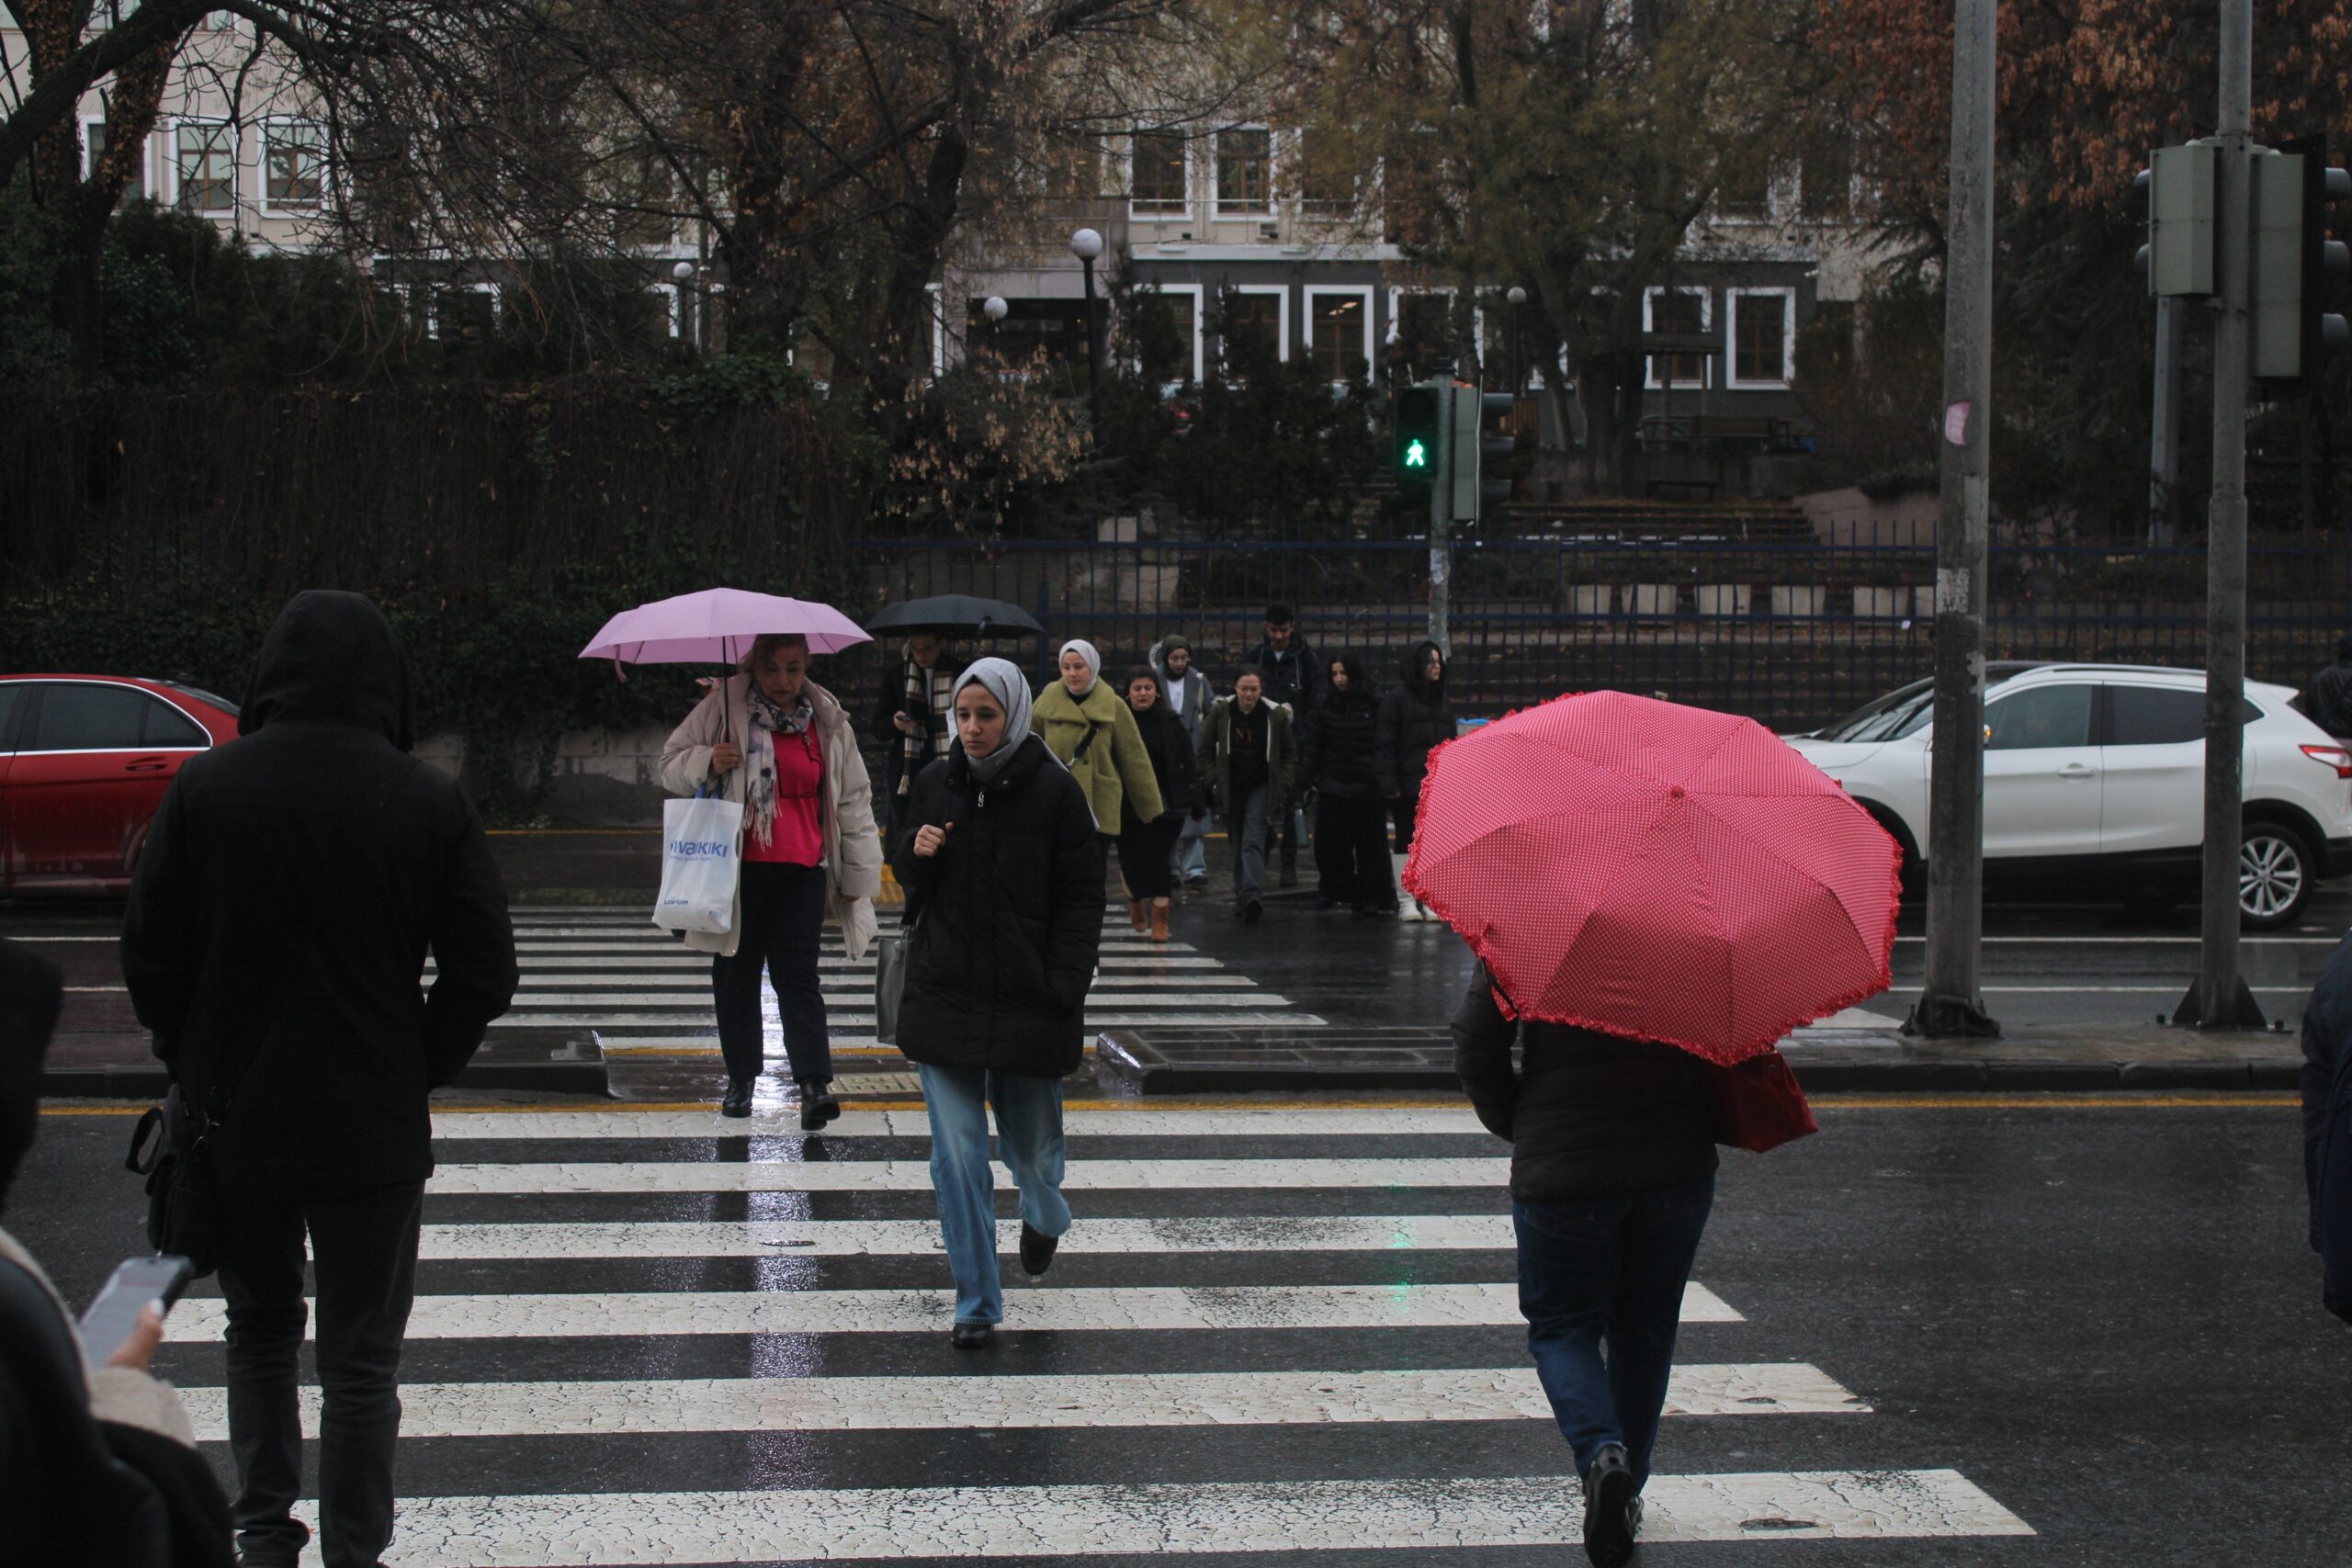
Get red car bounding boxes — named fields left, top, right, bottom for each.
left=0, top=674, right=242, bottom=893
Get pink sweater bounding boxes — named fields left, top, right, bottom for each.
left=745, top=730, right=825, bottom=865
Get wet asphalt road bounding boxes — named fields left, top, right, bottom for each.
left=11, top=1096, right=2344, bottom=1566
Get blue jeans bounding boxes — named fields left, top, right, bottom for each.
left=1512, top=1175, right=1715, bottom=1489
left=1230, top=784, right=1269, bottom=906
left=1172, top=820, right=1208, bottom=882
left=918, top=1063, right=1072, bottom=1325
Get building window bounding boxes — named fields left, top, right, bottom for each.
left=175, top=121, right=235, bottom=214
left=83, top=118, right=107, bottom=180
left=1388, top=290, right=1453, bottom=380
left=1130, top=131, right=1188, bottom=216
left=1291, top=129, right=1355, bottom=216
left=1126, top=285, right=1201, bottom=383
left=1643, top=287, right=1711, bottom=389
left=263, top=120, right=325, bottom=211
left=1221, top=288, right=1285, bottom=369
left=430, top=286, right=498, bottom=344
left=1800, top=133, right=1853, bottom=220
left=1727, top=288, right=1794, bottom=388
left=1306, top=289, right=1370, bottom=381
left=1713, top=157, right=1773, bottom=221
left=1216, top=128, right=1272, bottom=215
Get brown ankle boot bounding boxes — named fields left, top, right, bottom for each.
left=1128, top=897, right=1148, bottom=932
left=1150, top=898, right=1170, bottom=942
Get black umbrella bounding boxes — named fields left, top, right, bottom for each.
left=865, top=594, right=1046, bottom=637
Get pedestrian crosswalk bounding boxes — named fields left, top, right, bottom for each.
left=160, top=1106, right=2032, bottom=1565
left=469, top=908, right=1326, bottom=1062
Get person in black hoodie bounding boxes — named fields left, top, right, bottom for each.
left=121, top=591, right=519, bottom=1568
left=1115, top=666, right=1197, bottom=942
left=1247, top=603, right=1320, bottom=886
left=1376, top=638, right=1455, bottom=919
left=1453, top=961, right=1717, bottom=1568
left=891, top=659, right=1103, bottom=1348
left=1, top=937, right=234, bottom=1568
left=1299, top=652, right=1394, bottom=915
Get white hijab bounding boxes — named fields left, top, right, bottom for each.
left=953, top=658, right=1035, bottom=784
left=1058, top=638, right=1102, bottom=696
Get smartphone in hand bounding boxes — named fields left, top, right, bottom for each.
left=79, top=1256, right=194, bottom=1370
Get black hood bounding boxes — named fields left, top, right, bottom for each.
left=241, top=590, right=414, bottom=750
left=1401, top=638, right=1446, bottom=696
left=0, top=939, right=62, bottom=1215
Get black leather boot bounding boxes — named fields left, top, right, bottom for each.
left=1019, top=1222, right=1060, bottom=1278
left=797, top=1077, right=841, bottom=1131
left=719, top=1078, right=753, bottom=1119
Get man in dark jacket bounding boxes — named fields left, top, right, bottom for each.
left=1198, top=671, right=1297, bottom=923
left=1246, top=604, right=1320, bottom=886
left=1453, top=962, right=1717, bottom=1567
left=2301, top=933, right=2352, bottom=1325
left=2307, top=635, right=2352, bottom=740
left=121, top=591, right=519, bottom=1568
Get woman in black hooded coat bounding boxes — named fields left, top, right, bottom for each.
left=1375, top=638, right=1455, bottom=852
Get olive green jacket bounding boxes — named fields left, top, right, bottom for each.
left=1031, top=679, right=1165, bottom=832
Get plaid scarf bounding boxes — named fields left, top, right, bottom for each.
left=744, top=685, right=814, bottom=847
left=897, top=658, right=956, bottom=796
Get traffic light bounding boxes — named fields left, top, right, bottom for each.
left=1394, top=381, right=1445, bottom=501
left=1449, top=385, right=1517, bottom=525
left=2251, top=137, right=2350, bottom=387
left=2143, top=141, right=2219, bottom=299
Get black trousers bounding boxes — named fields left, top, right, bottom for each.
left=217, top=1172, right=424, bottom=1568
left=1317, top=794, right=1394, bottom=908
left=1116, top=815, right=1183, bottom=899
left=1392, top=793, right=1421, bottom=853
left=712, top=859, right=831, bottom=1084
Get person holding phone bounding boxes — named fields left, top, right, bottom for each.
left=890, top=660, right=1103, bottom=1348
left=0, top=935, right=233, bottom=1565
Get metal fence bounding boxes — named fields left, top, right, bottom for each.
left=851, top=525, right=2352, bottom=734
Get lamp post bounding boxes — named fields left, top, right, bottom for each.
left=671, top=259, right=699, bottom=351
left=1069, top=227, right=1105, bottom=446
left=1505, top=285, right=1527, bottom=395
left=981, top=295, right=1007, bottom=369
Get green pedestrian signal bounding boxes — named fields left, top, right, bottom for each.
left=1393, top=383, right=1442, bottom=502
left=1404, top=439, right=1428, bottom=468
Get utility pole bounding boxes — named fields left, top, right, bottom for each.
left=2150, top=296, right=2183, bottom=544
left=1429, top=375, right=1455, bottom=654
left=2181, top=0, right=2267, bottom=1028
left=1910, top=0, right=1999, bottom=1038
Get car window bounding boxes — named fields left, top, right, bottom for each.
left=0, top=684, right=22, bottom=750
left=24, top=683, right=206, bottom=751
left=2106, top=685, right=2260, bottom=743
left=1985, top=684, right=2094, bottom=750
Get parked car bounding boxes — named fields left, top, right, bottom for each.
left=1785, top=662, right=2352, bottom=929
left=0, top=675, right=241, bottom=893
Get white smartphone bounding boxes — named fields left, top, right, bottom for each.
left=79, top=1256, right=194, bottom=1370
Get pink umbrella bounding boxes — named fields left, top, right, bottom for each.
left=579, top=588, right=872, bottom=668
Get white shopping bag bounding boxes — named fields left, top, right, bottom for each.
left=652, top=794, right=745, bottom=934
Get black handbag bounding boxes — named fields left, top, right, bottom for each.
left=125, top=1085, right=230, bottom=1278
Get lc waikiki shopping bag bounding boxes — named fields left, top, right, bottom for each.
left=653, top=792, right=745, bottom=934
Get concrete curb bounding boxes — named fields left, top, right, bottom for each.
left=41, top=1032, right=612, bottom=1101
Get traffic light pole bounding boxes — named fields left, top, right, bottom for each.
left=1428, top=378, right=1453, bottom=655
left=2181, top=0, right=2266, bottom=1028
left=1911, top=0, right=1999, bottom=1038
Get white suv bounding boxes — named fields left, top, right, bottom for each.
left=1784, top=662, right=2352, bottom=928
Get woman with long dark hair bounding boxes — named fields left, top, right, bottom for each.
left=1115, top=666, right=1196, bottom=942
left=1300, top=652, right=1393, bottom=915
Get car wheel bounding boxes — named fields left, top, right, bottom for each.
left=1861, top=806, right=1923, bottom=894
left=2239, top=822, right=2314, bottom=929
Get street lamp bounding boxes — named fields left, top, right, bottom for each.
left=1505, top=285, right=1527, bottom=396
left=672, top=259, right=699, bottom=351
left=983, top=295, right=1008, bottom=322
left=1069, top=227, right=1105, bottom=446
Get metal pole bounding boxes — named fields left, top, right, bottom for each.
left=1909, top=0, right=1999, bottom=1038
left=1429, top=378, right=1454, bottom=654
left=2150, top=297, right=2183, bottom=543
left=1080, top=255, right=1103, bottom=448
left=2183, top=0, right=2264, bottom=1028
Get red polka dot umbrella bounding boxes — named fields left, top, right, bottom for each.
left=1401, top=690, right=1902, bottom=1065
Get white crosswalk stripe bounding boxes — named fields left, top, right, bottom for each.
left=481, top=908, right=1328, bottom=1047
left=165, top=1103, right=2030, bottom=1563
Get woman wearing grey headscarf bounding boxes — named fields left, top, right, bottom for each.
left=889, top=659, right=1104, bottom=1348
left=1031, top=639, right=1163, bottom=869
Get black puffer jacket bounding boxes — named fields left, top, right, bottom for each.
left=120, top=592, right=519, bottom=1185
left=890, top=734, right=1105, bottom=1078
left=1452, top=963, right=1717, bottom=1201
left=1125, top=699, right=1199, bottom=824
left=1300, top=688, right=1381, bottom=799
left=1375, top=639, right=1455, bottom=802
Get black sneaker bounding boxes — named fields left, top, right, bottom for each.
left=1019, top=1222, right=1060, bottom=1277
left=797, top=1078, right=841, bottom=1131
left=1583, top=1443, right=1636, bottom=1567
left=1242, top=897, right=1264, bottom=925
left=719, top=1078, right=753, bottom=1119
left=1279, top=870, right=1298, bottom=888
left=950, top=1321, right=994, bottom=1349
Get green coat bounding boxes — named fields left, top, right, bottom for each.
left=1197, top=695, right=1297, bottom=818
left=1032, top=678, right=1165, bottom=832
